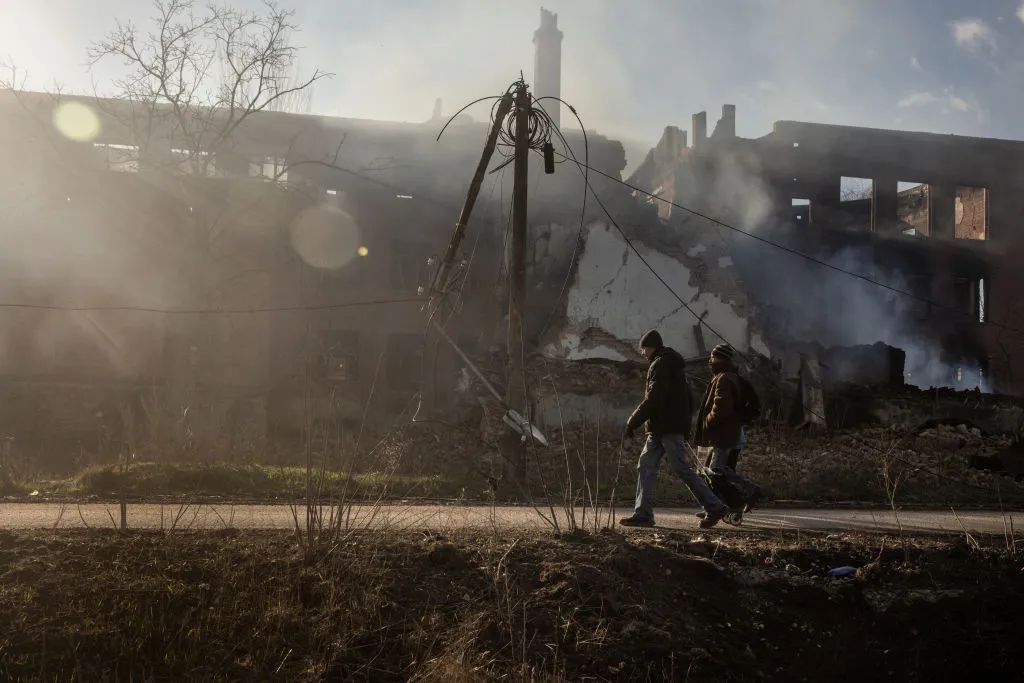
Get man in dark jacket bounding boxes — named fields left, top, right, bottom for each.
left=619, top=330, right=730, bottom=528
left=694, top=344, right=760, bottom=510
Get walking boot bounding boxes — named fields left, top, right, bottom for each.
left=619, top=514, right=655, bottom=528
left=699, top=508, right=729, bottom=529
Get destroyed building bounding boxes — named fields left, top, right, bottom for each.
left=610, top=106, right=1024, bottom=394
left=2, top=7, right=1024, bottom=467
left=0, top=78, right=629, bottom=459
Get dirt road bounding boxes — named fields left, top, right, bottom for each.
left=0, top=502, right=1016, bottom=534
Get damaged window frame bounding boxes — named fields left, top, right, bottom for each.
left=954, top=185, right=988, bottom=241
left=93, top=142, right=140, bottom=173
left=317, top=330, right=360, bottom=383
left=170, top=148, right=218, bottom=177
left=791, top=197, right=811, bottom=225
left=251, top=156, right=288, bottom=183
left=839, top=176, right=874, bottom=231
left=952, top=275, right=989, bottom=325
left=896, top=180, right=930, bottom=237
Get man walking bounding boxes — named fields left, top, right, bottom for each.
left=619, top=330, right=730, bottom=529
left=694, top=344, right=761, bottom=514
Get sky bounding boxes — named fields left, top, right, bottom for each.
left=3, top=0, right=1024, bottom=166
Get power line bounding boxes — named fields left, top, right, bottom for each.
left=544, top=107, right=1008, bottom=495
left=530, top=96, right=589, bottom=340
left=551, top=151, right=1024, bottom=337
left=0, top=297, right=425, bottom=315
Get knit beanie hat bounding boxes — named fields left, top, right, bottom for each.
left=711, top=344, right=736, bottom=361
left=639, top=329, right=664, bottom=349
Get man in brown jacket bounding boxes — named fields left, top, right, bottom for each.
left=694, top=344, right=759, bottom=509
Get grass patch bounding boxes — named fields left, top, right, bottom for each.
left=58, top=462, right=462, bottom=501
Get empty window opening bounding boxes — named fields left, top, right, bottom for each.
left=318, top=330, right=359, bottom=382
left=791, top=198, right=811, bottom=223
left=171, top=148, right=217, bottom=176
left=955, top=186, right=987, bottom=240
left=975, top=277, right=987, bottom=323
left=839, top=176, right=873, bottom=230
left=93, top=143, right=139, bottom=173
left=251, top=157, right=288, bottom=183
left=953, top=275, right=988, bottom=323
left=897, top=181, right=930, bottom=236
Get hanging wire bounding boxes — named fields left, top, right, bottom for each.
left=541, top=100, right=1013, bottom=496
left=549, top=152, right=1024, bottom=337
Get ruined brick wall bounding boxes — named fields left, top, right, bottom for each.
left=955, top=187, right=987, bottom=240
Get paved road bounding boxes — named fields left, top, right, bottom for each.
left=0, top=503, right=1017, bottom=535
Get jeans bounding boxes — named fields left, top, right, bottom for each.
left=634, top=434, right=728, bottom=521
left=709, top=444, right=756, bottom=498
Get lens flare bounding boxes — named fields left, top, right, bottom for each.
left=52, top=101, right=101, bottom=142
left=357, top=246, right=369, bottom=257
left=289, top=205, right=360, bottom=270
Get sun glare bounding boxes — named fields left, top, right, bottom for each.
left=52, top=101, right=101, bottom=142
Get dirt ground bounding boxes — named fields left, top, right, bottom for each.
left=0, top=527, right=1021, bottom=681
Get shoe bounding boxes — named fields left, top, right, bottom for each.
left=699, top=508, right=729, bottom=529
left=619, top=514, right=655, bottom=528
left=695, top=511, right=706, bottom=519
left=743, top=486, right=764, bottom=514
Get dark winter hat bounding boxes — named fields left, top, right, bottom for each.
left=639, top=329, right=664, bottom=349
left=711, top=344, right=736, bottom=361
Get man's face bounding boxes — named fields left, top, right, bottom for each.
left=709, top=356, right=724, bottom=374
left=640, top=345, right=656, bottom=361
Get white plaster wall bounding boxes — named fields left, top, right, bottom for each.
left=556, top=223, right=770, bottom=360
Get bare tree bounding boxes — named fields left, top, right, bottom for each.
left=82, top=1, right=338, bottom=454
left=88, top=0, right=330, bottom=175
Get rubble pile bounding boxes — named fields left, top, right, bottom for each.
left=526, top=355, right=647, bottom=394
left=740, top=423, right=1024, bottom=505
left=372, top=421, right=485, bottom=479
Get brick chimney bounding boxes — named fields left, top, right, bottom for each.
left=692, top=111, right=707, bottom=147
left=533, top=8, right=563, bottom=127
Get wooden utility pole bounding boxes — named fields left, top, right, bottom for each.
left=429, top=92, right=514, bottom=309
left=504, top=81, right=531, bottom=467
left=421, top=92, right=513, bottom=414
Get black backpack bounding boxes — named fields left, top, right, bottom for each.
left=736, top=375, right=761, bottom=423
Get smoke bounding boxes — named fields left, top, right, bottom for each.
left=728, top=227, right=988, bottom=391
left=702, top=152, right=777, bottom=231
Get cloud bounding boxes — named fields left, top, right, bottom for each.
left=897, top=92, right=939, bottom=108
left=910, top=56, right=921, bottom=70
left=897, top=89, right=981, bottom=119
left=1018, top=3, right=1024, bottom=24
left=950, top=18, right=996, bottom=52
